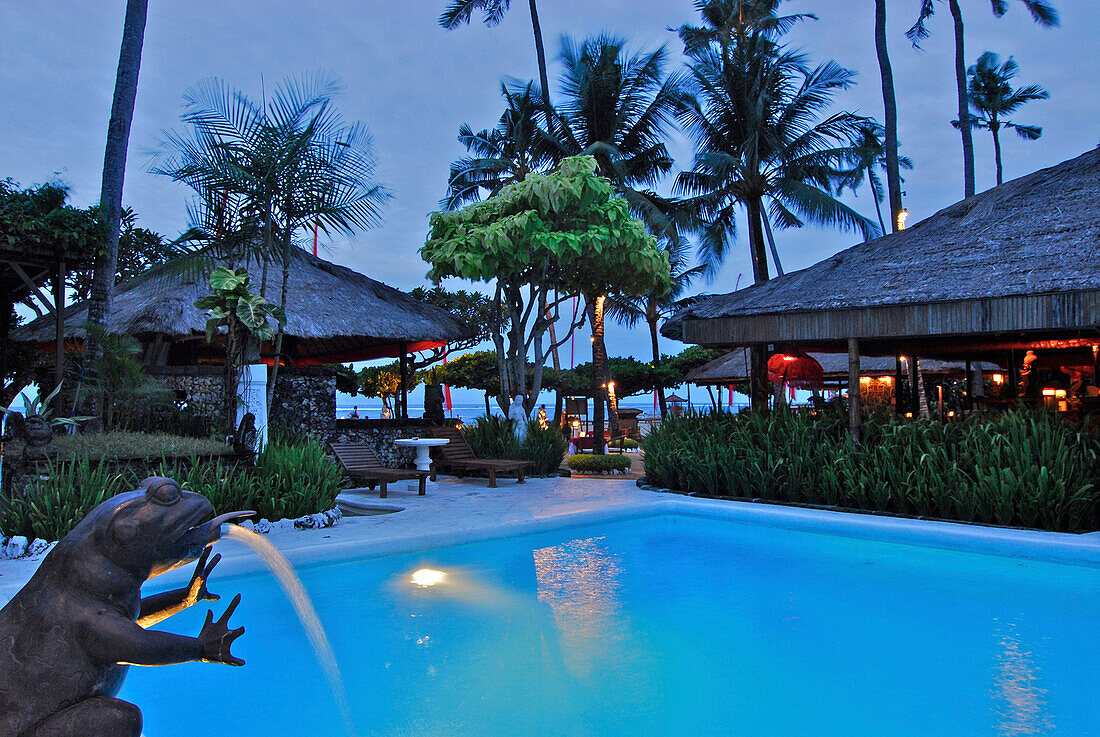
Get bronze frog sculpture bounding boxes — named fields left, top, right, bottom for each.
left=0, top=477, right=252, bottom=737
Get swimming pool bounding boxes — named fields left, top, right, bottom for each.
left=125, top=512, right=1100, bottom=736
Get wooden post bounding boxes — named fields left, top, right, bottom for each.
left=1007, top=350, right=1019, bottom=398
left=53, top=259, right=66, bottom=417
left=964, top=359, right=973, bottom=411
left=848, top=337, right=861, bottom=443
left=894, top=356, right=904, bottom=415
left=907, top=354, right=920, bottom=415
left=398, top=343, right=408, bottom=421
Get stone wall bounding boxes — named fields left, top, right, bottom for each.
left=149, top=366, right=223, bottom=429
left=331, top=419, right=435, bottom=467
left=270, top=367, right=337, bottom=440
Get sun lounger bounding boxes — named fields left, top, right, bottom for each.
left=428, top=426, right=530, bottom=488
left=329, top=442, right=430, bottom=498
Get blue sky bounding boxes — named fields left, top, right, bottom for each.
left=2, top=1, right=1096, bottom=412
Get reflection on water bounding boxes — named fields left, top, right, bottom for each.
left=533, top=536, right=624, bottom=676
left=222, top=525, right=357, bottom=736
left=992, top=623, right=1053, bottom=736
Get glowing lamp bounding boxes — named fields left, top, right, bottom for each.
left=992, top=374, right=1005, bottom=385
left=1042, top=388, right=1057, bottom=397
left=859, top=376, right=871, bottom=384
left=411, top=569, right=446, bottom=588
left=896, top=208, right=909, bottom=230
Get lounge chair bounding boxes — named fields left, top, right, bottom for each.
left=428, top=426, right=530, bottom=488
left=329, top=442, right=430, bottom=498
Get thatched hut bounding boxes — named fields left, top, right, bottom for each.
left=664, top=148, right=1100, bottom=429
left=15, top=248, right=472, bottom=365
left=14, top=248, right=474, bottom=434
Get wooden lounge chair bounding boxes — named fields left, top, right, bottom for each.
left=329, top=442, right=430, bottom=498
left=428, top=426, right=530, bottom=488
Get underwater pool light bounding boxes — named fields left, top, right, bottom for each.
left=411, top=568, right=446, bottom=587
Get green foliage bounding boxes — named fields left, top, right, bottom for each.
left=1, top=434, right=342, bottom=541
left=545, top=356, right=661, bottom=398
left=195, top=266, right=285, bottom=343
left=67, top=208, right=175, bottom=299
left=340, top=362, right=422, bottom=400
left=609, top=437, right=640, bottom=450
left=567, top=453, right=633, bottom=474
left=70, top=324, right=174, bottom=430
left=426, top=350, right=503, bottom=393
left=3, top=431, right=229, bottom=462
left=0, top=179, right=104, bottom=262
left=423, top=155, right=670, bottom=299
left=409, top=287, right=496, bottom=350
left=644, top=410, right=1100, bottom=532
left=461, top=415, right=566, bottom=476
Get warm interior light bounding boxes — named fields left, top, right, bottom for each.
left=896, top=208, right=909, bottom=230
left=879, top=376, right=892, bottom=384
left=1054, top=389, right=1067, bottom=398
left=947, top=411, right=955, bottom=418
left=571, top=419, right=580, bottom=428
left=783, top=355, right=797, bottom=362
left=1041, top=388, right=1057, bottom=397
left=859, top=376, right=871, bottom=384
left=411, top=569, right=446, bottom=587
left=905, top=412, right=913, bottom=418
left=992, top=374, right=1005, bottom=385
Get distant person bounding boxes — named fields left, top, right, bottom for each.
left=348, top=405, right=360, bottom=419
left=536, top=404, right=548, bottom=430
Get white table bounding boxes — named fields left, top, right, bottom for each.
left=394, top=437, right=449, bottom=491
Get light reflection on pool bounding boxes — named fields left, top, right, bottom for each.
left=123, top=515, right=1100, bottom=737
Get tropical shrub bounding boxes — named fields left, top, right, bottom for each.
left=1, top=434, right=342, bottom=541
left=567, top=453, right=633, bottom=474
left=461, top=416, right=566, bottom=476
left=609, top=437, right=640, bottom=450
left=643, top=410, right=1100, bottom=532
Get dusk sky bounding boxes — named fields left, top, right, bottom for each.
left=2, top=1, right=1097, bottom=407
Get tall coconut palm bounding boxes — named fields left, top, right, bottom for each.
left=837, top=122, right=914, bottom=238
left=907, top=0, right=1058, bottom=198
left=874, top=0, right=905, bottom=232
left=961, top=52, right=1048, bottom=185
left=677, top=8, right=876, bottom=409
left=443, top=81, right=550, bottom=209
left=440, top=0, right=553, bottom=124
left=540, top=33, right=687, bottom=450
left=88, top=0, right=149, bottom=379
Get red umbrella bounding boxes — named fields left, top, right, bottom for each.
left=767, top=350, right=824, bottom=389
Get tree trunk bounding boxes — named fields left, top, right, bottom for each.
left=484, top=391, right=491, bottom=418
left=875, top=0, right=905, bottom=232
left=88, top=0, right=149, bottom=357
left=991, top=122, right=1004, bottom=185
left=223, top=320, right=242, bottom=438
left=527, top=0, right=553, bottom=124
left=848, top=338, right=862, bottom=444
left=870, top=173, right=887, bottom=238
left=648, top=314, right=667, bottom=417
left=749, top=345, right=769, bottom=412
left=948, top=0, right=975, bottom=198
left=745, top=197, right=770, bottom=285
left=761, top=208, right=784, bottom=276
left=587, top=295, right=611, bottom=454
left=266, top=230, right=293, bottom=412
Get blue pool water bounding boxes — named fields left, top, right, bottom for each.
left=123, top=515, right=1100, bottom=736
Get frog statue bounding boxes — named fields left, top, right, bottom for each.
left=0, top=477, right=254, bottom=737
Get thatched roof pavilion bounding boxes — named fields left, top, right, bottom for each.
left=685, top=349, right=1004, bottom=386
left=664, top=147, right=1100, bottom=362
left=664, top=148, right=1100, bottom=430
left=14, top=248, right=474, bottom=366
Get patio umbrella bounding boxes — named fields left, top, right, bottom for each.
left=767, top=351, right=825, bottom=389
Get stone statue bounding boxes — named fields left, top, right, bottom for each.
left=232, top=412, right=257, bottom=455
left=20, top=412, right=57, bottom=462
left=423, top=383, right=445, bottom=425
left=508, top=395, right=527, bottom=443
left=0, top=477, right=253, bottom=737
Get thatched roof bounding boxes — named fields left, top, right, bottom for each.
left=665, top=148, right=1100, bottom=346
left=686, top=349, right=1003, bottom=385
left=14, top=248, right=474, bottom=364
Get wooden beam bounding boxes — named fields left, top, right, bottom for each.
left=848, top=338, right=861, bottom=443
left=398, top=343, right=408, bottom=421
left=10, top=262, right=54, bottom=313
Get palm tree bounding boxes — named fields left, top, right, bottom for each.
left=540, top=33, right=687, bottom=450
left=961, top=52, right=1048, bottom=185
left=676, top=4, right=876, bottom=409
left=606, top=236, right=706, bottom=416
left=443, top=81, right=550, bottom=209
left=154, top=73, right=390, bottom=413
left=874, top=0, right=905, bottom=232
left=837, top=122, right=914, bottom=237
left=907, top=0, right=1058, bottom=198
left=87, top=0, right=149, bottom=378
left=440, top=0, right=553, bottom=124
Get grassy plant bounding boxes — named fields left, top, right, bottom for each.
left=643, top=409, right=1100, bottom=532
left=462, top=416, right=566, bottom=475
left=567, top=453, right=633, bottom=474
left=1, top=435, right=342, bottom=540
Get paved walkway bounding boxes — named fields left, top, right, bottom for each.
left=0, top=475, right=666, bottom=604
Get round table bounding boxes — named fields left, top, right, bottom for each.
left=394, top=437, right=449, bottom=491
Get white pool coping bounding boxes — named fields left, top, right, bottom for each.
left=3, top=474, right=1100, bottom=603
